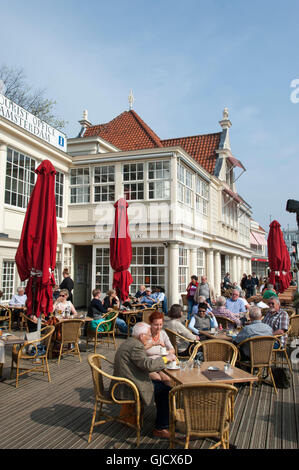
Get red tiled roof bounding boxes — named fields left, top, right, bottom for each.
left=83, top=110, right=163, bottom=151
left=83, top=110, right=221, bottom=174
left=161, top=133, right=221, bottom=174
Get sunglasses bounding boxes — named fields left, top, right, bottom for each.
left=198, top=309, right=206, bottom=313
left=60, top=294, right=67, bottom=298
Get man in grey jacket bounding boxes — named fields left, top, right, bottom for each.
left=234, top=306, right=273, bottom=359
left=113, top=322, right=177, bottom=439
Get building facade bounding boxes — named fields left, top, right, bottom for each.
left=0, top=94, right=254, bottom=308
left=250, top=219, right=268, bottom=277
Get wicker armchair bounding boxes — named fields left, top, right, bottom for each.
left=88, top=353, right=142, bottom=447
left=214, top=316, right=237, bottom=329
left=237, top=335, right=277, bottom=395
left=200, top=339, right=238, bottom=366
left=272, top=327, right=293, bottom=375
left=141, top=308, right=155, bottom=324
left=10, top=325, right=55, bottom=388
left=0, top=306, right=12, bottom=331
left=86, top=311, right=119, bottom=352
left=55, top=319, right=84, bottom=365
left=290, top=314, right=299, bottom=341
left=164, top=327, right=200, bottom=360
left=169, top=383, right=237, bottom=449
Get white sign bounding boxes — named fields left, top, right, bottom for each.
left=0, top=93, right=67, bottom=152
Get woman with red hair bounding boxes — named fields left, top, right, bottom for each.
left=144, top=311, right=175, bottom=386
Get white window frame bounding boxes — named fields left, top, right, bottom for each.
left=148, top=161, right=170, bottom=200
left=197, top=249, right=205, bottom=277
left=178, top=247, right=188, bottom=293
left=130, top=246, right=166, bottom=294
left=177, top=162, right=193, bottom=207
left=123, top=163, right=144, bottom=201
left=195, top=176, right=209, bottom=215
left=94, top=165, right=115, bottom=203
left=70, top=167, right=90, bottom=204
left=1, top=260, right=15, bottom=302
left=5, top=147, right=36, bottom=210
left=95, top=247, right=110, bottom=294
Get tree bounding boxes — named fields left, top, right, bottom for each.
left=0, top=65, right=67, bottom=131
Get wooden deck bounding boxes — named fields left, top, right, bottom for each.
left=0, top=333, right=299, bottom=450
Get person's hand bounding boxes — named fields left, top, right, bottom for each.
left=195, top=335, right=200, bottom=341
left=166, top=353, right=176, bottom=362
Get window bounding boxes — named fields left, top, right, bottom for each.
left=63, top=247, right=73, bottom=275
left=2, top=261, right=15, bottom=302
left=197, top=249, right=205, bottom=277
left=148, top=161, right=170, bottom=199
left=5, top=148, right=36, bottom=208
left=239, top=211, right=250, bottom=239
left=55, top=171, right=64, bottom=218
left=123, top=163, right=144, bottom=201
left=130, top=246, right=166, bottom=294
left=222, top=194, right=238, bottom=228
left=95, top=248, right=110, bottom=294
left=178, top=247, right=188, bottom=293
left=177, top=163, right=192, bottom=206
left=70, top=168, right=90, bottom=203
left=94, top=165, right=115, bottom=202
left=195, top=177, right=209, bottom=215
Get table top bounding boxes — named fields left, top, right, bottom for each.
left=0, top=334, right=25, bottom=345
left=199, top=330, right=234, bottom=342
left=0, top=304, right=27, bottom=310
left=164, top=361, right=257, bottom=385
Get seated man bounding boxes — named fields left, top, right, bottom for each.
left=140, top=287, right=156, bottom=307
left=225, top=289, right=247, bottom=325
left=188, top=302, right=218, bottom=336
left=135, top=285, right=146, bottom=299
left=262, top=297, right=289, bottom=348
left=212, top=296, right=241, bottom=326
left=234, top=306, right=273, bottom=360
left=87, top=288, right=128, bottom=334
left=152, top=286, right=168, bottom=314
left=9, top=287, right=27, bottom=306
left=262, top=284, right=278, bottom=299
left=192, top=295, right=212, bottom=316
left=112, top=322, right=177, bottom=438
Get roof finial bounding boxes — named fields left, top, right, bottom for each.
left=223, top=107, right=229, bottom=119
left=128, top=89, right=135, bottom=110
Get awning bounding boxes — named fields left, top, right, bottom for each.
left=223, top=188, right=242, bottom=204
left=227, top=155, right=246, bottom=171
left=251, top=258, right=268, bottom=263
left=250, top=231, right=267, bottom=246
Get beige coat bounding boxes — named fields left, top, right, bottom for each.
left=112, top=336, right=166, bottom=406
left=194, top=283, right=216, bottom=304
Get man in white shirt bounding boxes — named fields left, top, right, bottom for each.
left=9, top=287, right=27, bottom=306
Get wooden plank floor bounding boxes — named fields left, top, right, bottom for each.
left=0, top=333, right=298, bottom=450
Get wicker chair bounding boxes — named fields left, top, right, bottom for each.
left=290, top=314, right=299, bottom=341
left=86, top=311, right=119, bottom=352
left=0, top=306, right=12, bottom=331
left=164, top=327, right=200, bottom=360
left=237, top=336, right=277, bottom=395
left=200, top=339, right=238, bottom=366
left=141, top=308, right=155, bottom=324
left=10, top=325, right=55, bottom=388
left=214, top=316, right=236, bottom=330
left=169, top=383, right=237, bottom=449
left=88, top=353, right=142, bottom=447
left=55, top=319, right=84, bottom=365
left=272, top=327, right=293, bottom=375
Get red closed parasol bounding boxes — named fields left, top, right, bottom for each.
left=110, top=198, right=133, bottom=301
left=267, top=220, right=291, bottom=293
left=15, top=160, right=57, bottom=318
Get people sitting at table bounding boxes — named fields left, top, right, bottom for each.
left=188, top=302, right=218, bottom=335
left=103, top=289, right=120, bottom=310
left=135, top=284, right=146, bottom=299
left=9, top=287, right=27, bottom=306
left=59, top=268, right=74, bottom=303
left=262, top=283, right=278, bottom=299
left=53, top=289, right=77, bottom=318
left=152, top=286, right=168, bottom=314
left=233, top=306, right=273, bottom=360
left=52, top=284, right=61, bottom=301
left=88, top=288, right=128, bottom=334
left=225, top=290, right=247, bottom=319
left=140, top=287, right=156, bottom=307
left=144, top=310, right=175, bottom=387
left=212, top=296, right=241, bottom=326
left=239, top=290, right=250, bottom=311
left=262, top=297, right=289, bottom=347
left=165, top=304, right=199, bottom=356
left=192, top=295, right=212, bottom=316
left=112, top=321, right=177, bottom=439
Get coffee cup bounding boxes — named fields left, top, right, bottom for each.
left=211, top=327, right=215, bottom=333
left=168, top=361, right=176, bottom=369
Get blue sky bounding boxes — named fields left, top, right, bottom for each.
left=1, top=0, right=299, bottom=232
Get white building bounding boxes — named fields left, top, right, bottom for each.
left=250, top=219, right=268, bottom=277
left=0, top=93, right=254, bottom=308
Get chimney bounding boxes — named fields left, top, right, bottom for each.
left=77, top=110, right=92, bottom=137
left=219, top=107, right=232, bottom=150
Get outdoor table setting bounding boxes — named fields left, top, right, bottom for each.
left=199, top=328, right=239, bottom=342
left=0, top=332, right=25, bottom=379
left=1, top=304, right=27, bottom=329
left=118, top=308, right=142, bottom=336
left=163, top=360, right=258, bottom=386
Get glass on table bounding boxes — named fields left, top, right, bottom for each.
left=179, top=359, right=188, bottom=371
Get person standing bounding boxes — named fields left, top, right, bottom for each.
left=245, top=275, right=255, bottom=298
left=251, top=272, right=259, bottom=295
left=59, top=268, right=74, bottom=303
left=186, top=275, right=199, bottom=321
left=194, top=275, right=215, bottom=307
left=240, top=273, right=247, bottom=291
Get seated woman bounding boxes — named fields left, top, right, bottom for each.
left=166, top=304, right=199, bottom=357
left=144, top=311, right=175, bottom=387
left=53, top=289, right=77, bottom=318
left=88, top=288, right=128, bottom=334
left=103, top=289, right=120, bottom=310
left=188, top=302, right=218, bottom=336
